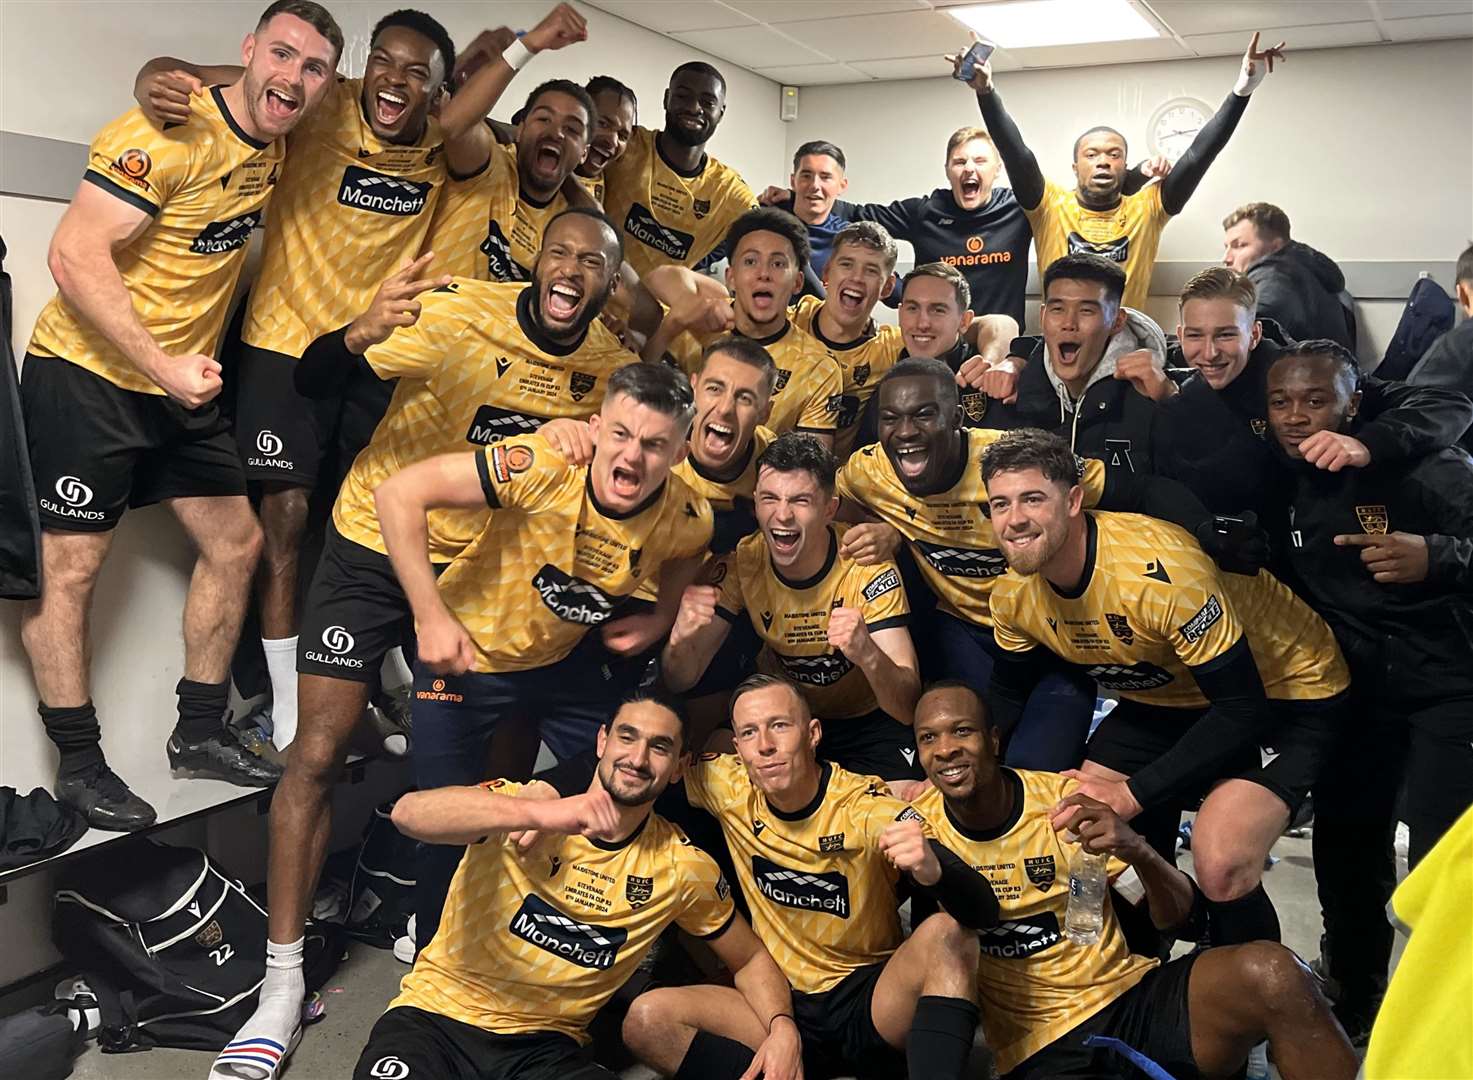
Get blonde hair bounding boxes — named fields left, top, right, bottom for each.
left=1179, top=266, right=1258, bottom=314
left=946, top=126, right=994, bottom=159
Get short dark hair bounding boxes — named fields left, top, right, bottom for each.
left=1270, top=339, right=1361, bottom=397
left=980, top=428, right=1084, bottom=489
left=672, top=60, right=726, bottom=95
left=523, top=78, right=596, bottom=129
left=1042, top=252, right=1126, bottom=309
left=544, top=206, right=625, bottom=266
left=606, top=362, right=696, bottom=429
left=256, top=0, right=344, bottom=64
left=1072, top=124, right=1127, bottom=159
left=585, top=75, right=637, bottom=115
left=757, top=432, right=837, bottom=494
left=793, top=140, right=846, bottom=172
left=701, top=336, right=778, bottom=397
left=724, top=207, right=811, bottom=271
left=730, top=673, right=808, bottom=723
left=831, top=221, right=898, bottom=275
left=370, top=9, right=455, bottom=86
left=1457, top=241, right=1473, bottom=286
left=878, top=356, right=960, bottom=415
left=610, top=688, right=693, bottom=751
left=1223, top=202, right=1292, bottom=244
left=902, top=261, right=970, bottom=312
left=917, top=679, right=993, bottom=727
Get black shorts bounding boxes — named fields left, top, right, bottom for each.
left=819, top=709, right=924, bottom=781
left=234, top=344, right=340, bottom=487
left=1005, top=953, right=1199, bottom=1080
left=792, top=962, right=904, bottom=1078
left=1086, top=693, right=1345, bottom=813
left=353, top=1006, right=613, bottom=1080
left=21, top=353, right=245, bottom=532
left=296, top=524, right=434, bottom=682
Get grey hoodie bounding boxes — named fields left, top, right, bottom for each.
left=1043, top=308, right=1170, bottom=423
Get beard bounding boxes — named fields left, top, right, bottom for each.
left=598, top=761, right=657, bottom=808
left=1002, top=526, right=1065, bottom=575
left=530, top=279, right=614, bottom=340
left=661, top=118, right=711, bottom=148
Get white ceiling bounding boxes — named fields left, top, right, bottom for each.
left=583, top=0, right=1473, bottom=85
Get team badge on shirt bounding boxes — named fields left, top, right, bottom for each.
left=570, top=371, right=598, bottom=401
left=625, top=875, right=654, bottom=908
left=853, top=363, right=871, bottom=386
left=1024, top=855, right=1057, bottom=891
left=692, top=198, right=711, bottom=219
left=1355, top=505, right=1389, bottom=535
left=1105, top=613, right=1134, bottom=645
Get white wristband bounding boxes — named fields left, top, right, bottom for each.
left=502, top=38, right=533, bottom=72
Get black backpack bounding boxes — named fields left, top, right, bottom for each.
left=52, top=841, right=342, bottom=1052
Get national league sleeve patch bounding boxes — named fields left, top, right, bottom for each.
left=489, top=444, right=511, bottom=483
left=895, top=805, right=925, bottom=824
left=1179, top=594, right=1224, bottom=644
left=862, top=567, right=901, bottom=603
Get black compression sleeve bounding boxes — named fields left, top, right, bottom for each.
left=985, top=645, right=1044, bottom=741
left=1356, top=376, right=1473, bottom=463
left=912, top=840, right=1000, bottom=930
left=1160, top=93, right=1249, bottom=215
left=1126, top=637, right=1269, bottom=809
left=976, top=91, right=1045, bottom=210
left=295, top=324, right=375, bottom=399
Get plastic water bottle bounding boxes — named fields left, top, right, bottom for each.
left=1065, top=848, right=1108, bottom=945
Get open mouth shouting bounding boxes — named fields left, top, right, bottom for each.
left=699, top=417, right=738, bottom=462
left=585, top=141, right=613, bottom=173
left=766, top=524, right=802, bottom=561
left=263, top=85, right=301, bottom=124
left=958, top=174, right=982, bottom=204
left=747, top=286, right=779, bottom=320
left=543, top=277, right=585, bottom=324
left=1053, top=339, right=1084, bottom=371
left=609, top=462, right=643, bottom=500
left=530, top=137, right=565, bottom=181
left=891, top=443, right=930, bottom=481
left=834, top=284, right=868, bottom=319
left=373, top=88, right=408, bottom=128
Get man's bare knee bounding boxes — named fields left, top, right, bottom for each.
left=1192, top=847, right=1261, bottom=902
left=40, top=532, right=111, bottom=591
left=914, top=912, right=980, bottom=976
left=622, top=990, right=677, bottom=1053
left=260, top=486, right=311, bottom=556
left=1236, top=942, right=1316, bottom=1009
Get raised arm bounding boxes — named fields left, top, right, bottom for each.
left=134, top=57, right=243, bottom=125
left=950, top=41, right=1045, bottom=210
left=1051, top=793, right=1195, bottom=931
left=829, top=616, right=921, bottom=724
left=660, top=585, right=733, bottom=692
left=391, top=781, right=618, bottom=845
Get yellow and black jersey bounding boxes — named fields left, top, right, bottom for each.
left=437, top=433, right=713, bottom=673
left=685, top=753, right=928, bottom=994
left=790, top=295, right=904, bottom=459
left=241, top=77, right=445, bottom=358
left=601, top=126, right=756, bottom=277
left=331, top=281, right=630, bottom=561
left=669, top=314, right=842, bottom=437
left=991, top=512, right=1350, bottom=708
left=837, top=431, right=1106, bottom=627
left=29, top=87, right=282, bottom=394
left=1026, top=179, right=1169, bottom=312
left=715, top=523, right=909, bottom=720
left=422, top=142, right=567, bottom=282
left=575, top=172, right=605, bottom=206
left=914, top=772, right=1156, bottom=1074
left=395, top=780, right=734, bottom=1043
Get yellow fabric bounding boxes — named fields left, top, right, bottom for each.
left=422, top=144, right=567, bottom=282
left=1024, top=179, right=1170, bottom=312
left=601, top=126, right=756, bottom=276
left=685, top=754, right=927, bottom=994
left=836, top=431, right=1105, bottom=627
left=790, top=294, right=905, bottom=459
left=915, top=772, right=1156, bottom=1074
left=991, top=512, right=1350, bottom=706
left=575, top=172, right=605, bottom=206
left=331, top=280, right=630, bottom=561
left=394, top=784, right=734, bottom=1043
left=29, top=88, right=283, bottom=394
left=240, top=77, right=445, bottom=358
left=1364, top=805, right=1473, bottom=1079
left=439, top=433, right=712, bottom=672
left=716, top=523, right=909, bottom=720
left=669, top=315, right=842, bottom=436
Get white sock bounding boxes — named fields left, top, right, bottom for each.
left=262, top=638, right=298, bottom=752
left=212, top=937, right=305, bottom=1080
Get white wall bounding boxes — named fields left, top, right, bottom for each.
left=781, top=39, right=1473, bottom=351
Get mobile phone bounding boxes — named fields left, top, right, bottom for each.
left=954, top=40, right=996, bottom=82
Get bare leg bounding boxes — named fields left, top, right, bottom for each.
left=20, top=529, right=115, bottom=706
left=622, top=985, right=768, bottom=1074
left=869, top=911, right=979, bottom=1048
left=169, top=495, right=262, bottom=683
left=1188, top=943, right=1357, bottom=1080
left=1191, top=779, right=1290, bottom=902
left=255, top=484, right=310, bottom=639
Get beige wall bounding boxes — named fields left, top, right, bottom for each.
left=780, top=39, right=1473, bottom=350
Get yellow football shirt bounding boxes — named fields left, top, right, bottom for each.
left=1025, top=179, right=1170, bottom=312
left=28, top=87, right=282, bottom=394
left=837, top=432, right=1106, bottom=627
left=422, top=142, right=568, bottom=282
left=394, top=782, right=734, bottom=1044
left=240, top=77, right=445, bottom=358
left=990, top=512, right=1350, bottom=707
left=576, top=172, right=605, bottom=206
left=685, top=753, right=928, bottom=994
left=669, top=315, right=842, bottom=437
left=715, top=523, right=909, bottom=720
left=790, top=294, right=904, bottom=459
left=331, top=281, right=631, bottom=561
left=601, top=126, right=757, bottom=277
left=914, top=772, right=1156, bottom=1073
left=437, top=433, right=713, bottom=672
